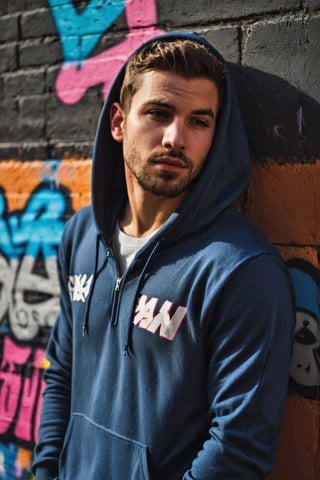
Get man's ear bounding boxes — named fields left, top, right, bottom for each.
left=110, top=102, right=125, bottom=142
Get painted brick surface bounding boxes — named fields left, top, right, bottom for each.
left=20, top=38, right=63, bottom=68
left=268, top=393, right=320, bottom=480
left=0, top=1, right=320, bottom=479
left=157, top=0, right=301, bottom=25
left=198, top=27, right=240, bottom=63
left=307, top=0, right=320, bottom=8
left=3, top=70, right=46, bottom=98
left=0, top=14, right=19, bottom=42
left=0, top=160, right=91, bottom=212
left=21, top=9, right=56, bottom=38
left=246, top=161, right=320, bottom=244
left=242, top=16, right=320, bottom=102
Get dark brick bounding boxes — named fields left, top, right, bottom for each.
left=21, top=9, right=57, bottom=39
left=0, top=44, right=18, bottom=73
left=50, top=142, right=94, bottom=159
left=0, top=76, right=4, bottom=100
left=20, top=38, right=62, bottom=68
left=19, top=94, right=46, bottom=115
left=304, top=17, right=320, bottom=101
left=3, top=69, right=45, bottom=97
left=0, top=0, right=46, bottom=16
left=46, top=89, right=102, bottom=143
left=46, top=65, right=60, bottom=94
left=0, top=142, right=48, bottom=160
left=17, top=95, right=46, bottom=141
left=199, top=27, right=240, bottom=63
left=96, top=31, right=128, bottom=58
left=242, top=16, right=320, bottom=102
left=157, top=0, right=301, bottom=27
left=0, top=143, right=21, bottom=159
left=0, top=14, right=19, bottom=42
left=0, top=102, right=45, bottom=143
left=15, top=120, right=45, bottom=141
left=306, top=0, right=320, bottom=8
left=0, top=98, right=18, bottom=141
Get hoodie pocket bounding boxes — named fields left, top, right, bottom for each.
left=59, top=413, right=150, bottom=480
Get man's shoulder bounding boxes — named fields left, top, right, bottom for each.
left=62, top=205, right=96, bottom=243
left=58, top=205, right=97, bottom=267
left=203, top=211, right=280, bottom=268
left=66, top=204, right=94, bottom=228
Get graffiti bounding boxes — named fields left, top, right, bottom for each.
left=0, top=442, right=33, bottom=479
left=287, top=259, right=320, bottom=398
left=0, top=182, right=69, bottom=341
left=0, top=163, right=72, bottom=457
left=47, top=0, right=125, bottom=64
left=48, top=0, right=165, bottom=104
left=0, top=337, right=45, bottom=446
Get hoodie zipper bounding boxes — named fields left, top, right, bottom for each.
left=110, top=247, right=123, bottom=326
left=109, top=239, right=163, bottom=351
left=111, top=275, right=122, bottom=322
left=115, top=277, right=121, bottom=292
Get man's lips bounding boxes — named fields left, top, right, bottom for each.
left=151, top=156, right=187, bottom=169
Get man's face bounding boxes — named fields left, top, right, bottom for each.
left=110, top=70, right=220, bottom=199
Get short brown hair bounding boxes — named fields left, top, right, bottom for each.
left=120, top=38, right=225, bottom=112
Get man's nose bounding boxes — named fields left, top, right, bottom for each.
left=162, top=119, right=185, bottom=150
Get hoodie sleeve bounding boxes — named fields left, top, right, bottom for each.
left=183, top=254, right=295, bottom=480
left=32, top=225, right=73, bottom=480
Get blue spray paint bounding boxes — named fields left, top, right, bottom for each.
left=47, top=0, right=125, bottom=64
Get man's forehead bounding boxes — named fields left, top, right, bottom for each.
left=132, top=70, right=220, bottom=109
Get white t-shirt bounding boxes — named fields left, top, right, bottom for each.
left=113, top=222, right=154, bottom=275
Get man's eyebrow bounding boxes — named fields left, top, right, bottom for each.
left=142, top=100, right=173, bottom=109
left=142, top=101, right=215, bottom=118
left=191, top=109, right=215, bottom=119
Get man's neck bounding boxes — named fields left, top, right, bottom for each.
left=119, top=192, right=184, bottom=238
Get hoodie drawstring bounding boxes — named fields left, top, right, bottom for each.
left=82, top=234, right=109, bottom=336
left=82, top=234, right=163, bottom=357
left=122, top=240, right=162, bottom=356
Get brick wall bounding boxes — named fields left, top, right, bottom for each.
left=0, top=1, right=319, bottom=478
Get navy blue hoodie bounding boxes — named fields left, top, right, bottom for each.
left=33, top=32, right=295, bottom=479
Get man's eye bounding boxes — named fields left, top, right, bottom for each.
left=189, top=118, right=209, bottom=128
left=148, top=110, right=168, bottom=119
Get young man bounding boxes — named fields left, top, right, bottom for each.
left=33, top=32, right=294, bottom=479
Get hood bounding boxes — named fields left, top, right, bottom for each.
left=91, top=31, right=251, bottom=245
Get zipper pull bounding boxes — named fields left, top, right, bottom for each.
left=115, top=277, right=121, bottom=291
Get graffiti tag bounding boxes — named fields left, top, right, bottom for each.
left=48, top=0, right=165, bottom=104
left=0, top=336, right=45, bottom=446
left=0, top=184, right=68, bottom=341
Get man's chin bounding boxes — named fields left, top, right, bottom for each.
left=132, top=166, right=194, bottom=198
left=146, top=185, right=188, bottom=199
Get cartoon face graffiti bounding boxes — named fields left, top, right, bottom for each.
left=290, top=310, right=320, bottom=387
left=287, top=259, right=320, bottom=398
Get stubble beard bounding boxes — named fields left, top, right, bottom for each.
left=125, top=158, right=193, bottom=198
left=136, top=168, right=191, bottom=198
left=124, top=145, right=200, bottom=199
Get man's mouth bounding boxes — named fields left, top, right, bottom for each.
left=151, top=151, right=189, bottom=170
left=154, top=156, right=187, bottom=168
